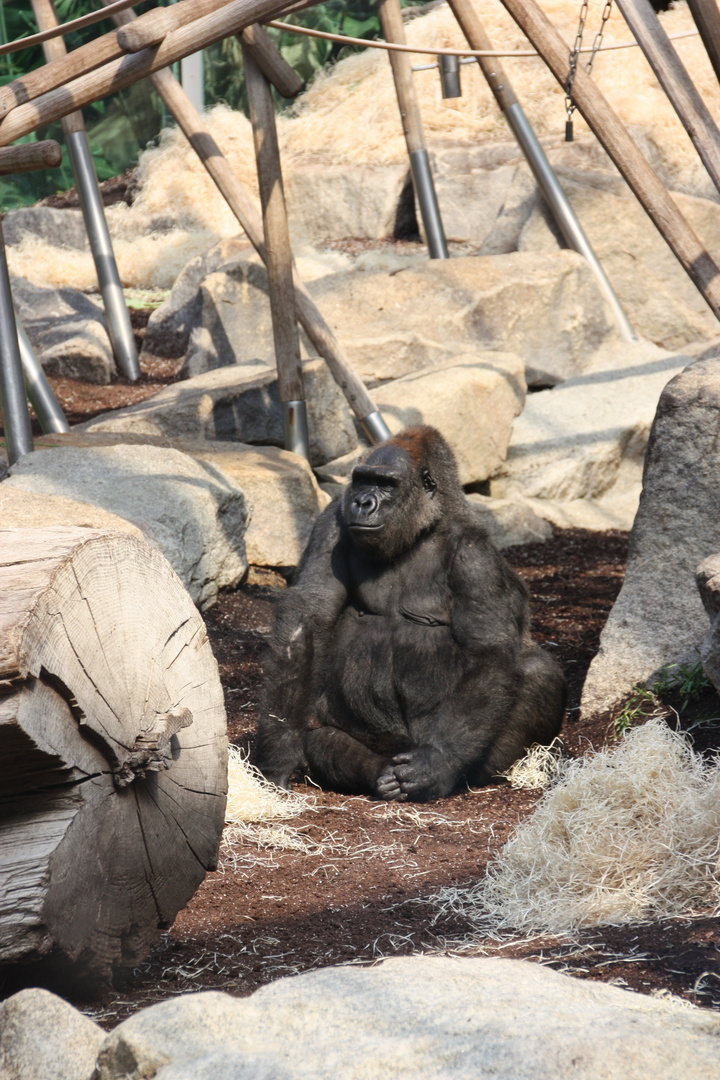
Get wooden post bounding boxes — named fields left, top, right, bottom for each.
left=30, top=0, right=140, bottom=381
left=98, top=0, right=390, bottom=442
left=243, top=40, right=309, bottom=459
left=615, top=0, right=720, bottom=200
left=241, top=23, right=303, bottom=98
left=686, top=0, right=720, bottom=89
left=377, top=0, right=448, bottom=259
left=496, top=0, right=720, bottom=322
left=0, top=528, right=227, bottom=986
left=0, top=140, right=61, bottom=174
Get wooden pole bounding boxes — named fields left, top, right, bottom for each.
left=496, top=0, right=720, bottom=321
left=0, top=33, right=122, bottom=120
left=30, top=0, right=85, bottom=135
left=377, top=0, right=448, bottom=259
left=100, top=1, right=389, bottom=438
left=116, top=0, right=234, bottom=51
left=615, top=0, right=720, bottom=200
left=0, top=140, right=61, bottom=174
left=686, top=0, right=720, bottom=89
left=243, top=40, right=309, bottom=458
left=0, top=0, right=297, bottom=146
left=241, top=23, right=303, bottom=98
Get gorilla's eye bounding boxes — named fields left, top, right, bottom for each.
left=421, top=469, right=437, bottom=495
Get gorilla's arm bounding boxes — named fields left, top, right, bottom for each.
left=256, top=503, right=350, bottom=788
left=388, top=530, right=528, bottom=801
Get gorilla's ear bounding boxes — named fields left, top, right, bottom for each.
left=421, top=468, right=437, bottom=496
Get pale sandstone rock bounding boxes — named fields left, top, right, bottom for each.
left=0, top=987, right=104, bottom=1080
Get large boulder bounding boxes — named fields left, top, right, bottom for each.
left=11, top=276, right=114, bottom=384
left=5, top=443, right=248, bottom=609
left=581, top=351, right=720, bottom=716
left=2, top=206, right=88, bottom=251
left=0, top=484, right=143, bottom=537
left=490, top=340, right=691, bottom=509
left=285, top=162, right=410, bottom=245
left=93, top=956, right=720, bottom=1080
left=695, top=554, right=720, bottom=692
left=0, top=987, right=104, bottom=1080
left=519, top=169, right=720, bottom=350
left=79, top=360, right=359, bottom=468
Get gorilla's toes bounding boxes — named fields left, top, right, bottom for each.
left=376, top=765, right=406, bottom=801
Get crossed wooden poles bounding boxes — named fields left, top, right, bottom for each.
left=3, top=0, right=720, bottom=466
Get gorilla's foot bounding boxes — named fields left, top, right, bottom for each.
left=376, top=764, right=407, bottom=802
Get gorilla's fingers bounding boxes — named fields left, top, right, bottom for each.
left=376, top=765, right=407, bottom=801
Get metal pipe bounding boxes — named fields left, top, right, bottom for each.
left=504, top=103, right=635, bottom=342
left=281, top=400, right=310, bottom=460
left=439, top=54, right=461, bottom=98
left=16, top=320, right=70, bottom=434
left=65, top=130, right=141, bottom=380
left=0, top=223, right=33, bottom=464
left=360, top=411, right=392, bottom=444
left=409, top=148, right=449, bottom=260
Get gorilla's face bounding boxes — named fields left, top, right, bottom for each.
left=344, top=443, right=440, bottom=561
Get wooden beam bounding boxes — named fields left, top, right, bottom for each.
left=243, top=39, right=304, bottom=407
left=686, top=0, right=720, bottom=90
left=0, top=0, right=296, bottom=146
left=0, top=140, right=61, bottom=175
left=0, top=31, right=122, bottom=119
left=116, top=0, right=232, bottom=51
left=496, top=0, right=720, bottom=321
left=615, top=0, right=720, bottom=200
left=30, top=0, right=85, bottom=135
left=240, top=23, right=303, bottom=98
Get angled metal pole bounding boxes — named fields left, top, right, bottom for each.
left=0, top=223, right=33, bottom=465
left=448, top=0, right=635, bottom=343
left=378, top=0, right=449, bottom=259
left=30, top=0, right=140, bottom=382
left=15, top=320, right=70, bottom=434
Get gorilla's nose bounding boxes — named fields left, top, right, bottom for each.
left=353, top=492, right=378, bottom=516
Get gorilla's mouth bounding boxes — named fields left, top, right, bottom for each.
left=349, top=523, right=384, bottom=531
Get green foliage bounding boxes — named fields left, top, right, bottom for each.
left=612, top=660, right=714, bottom=738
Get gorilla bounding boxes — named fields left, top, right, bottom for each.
left=256, top=425, right=565, bottom=802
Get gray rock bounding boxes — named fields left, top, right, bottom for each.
left=11, top=276, right=114, bottom=384
left=519, top=170, right=720, bottom=351
left=6, top=443, right=248, bottom=609
left=142, top=236, right=252, bottom=360
left=582, top=349, right=720, bottom=716
left=0, top=483, right=143, bottom=536
left=308, top=251, right=615, bottom=384
left=286, top=162, right=410, bottom=245
left=95, top=956, right=720, bottom=1080
left=80, top=361, right=359, bottom=469
left=372, top=353, right=526, bottom=485
left=467, top=493, right=553, bottom=548
left=696, top=554, right=720, bottom=693
left=490, top=340, right=690, bottom=504
left=2, top=206, right=88, bottom=250
left=0, top=987, right=104, bottom=1080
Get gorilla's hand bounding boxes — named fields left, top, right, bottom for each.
left=376, top=763, right=407, bottom=802
left=391, top=746, right=455, bottom=802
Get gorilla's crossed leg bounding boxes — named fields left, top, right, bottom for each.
left=257, top=426, right=566, bottom=803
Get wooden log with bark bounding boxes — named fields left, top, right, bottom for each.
left=0, top=527, right=228, bottom=988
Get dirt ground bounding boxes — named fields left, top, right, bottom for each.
left=1, top=280, right=718, bottom=1025
left=89, top=530, right=720, bottom=1026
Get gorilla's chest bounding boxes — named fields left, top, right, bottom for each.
left=346, top=539, right=451, bottom=625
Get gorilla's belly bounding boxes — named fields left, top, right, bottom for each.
left=322, top=607, right=458, bottom=742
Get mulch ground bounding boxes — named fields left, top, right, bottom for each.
left=1, top=289, right=718, bottom=1024
left=79, top=530, right=719, bottom=1026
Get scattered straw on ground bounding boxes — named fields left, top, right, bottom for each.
left=431, top=720, right=720, bottom=933
left=500, top=737, right=566, bottom=790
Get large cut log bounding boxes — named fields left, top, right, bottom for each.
left=0, top=527, right=227, bottom=987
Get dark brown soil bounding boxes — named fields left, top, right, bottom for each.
left=69, top=529, right=718, bottom=1026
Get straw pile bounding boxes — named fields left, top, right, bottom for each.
left=437, top=720, right=720, bottom=931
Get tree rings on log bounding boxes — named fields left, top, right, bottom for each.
left=0, top=527, right=228, bottom=987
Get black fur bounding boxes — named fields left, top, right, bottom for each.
left=256, top=426, right=566, bottom=802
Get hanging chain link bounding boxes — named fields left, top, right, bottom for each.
left=564, top=0, right=613, bottom=141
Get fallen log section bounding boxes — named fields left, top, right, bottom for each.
left=0, top=527, right=228, bottom=987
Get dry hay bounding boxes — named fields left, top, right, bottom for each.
left=432, top=719, right=720, bottom=933
left=500, top=737, right=566, bottom=790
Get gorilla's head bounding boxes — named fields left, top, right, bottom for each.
left=342, top=426, right=463, bottom=561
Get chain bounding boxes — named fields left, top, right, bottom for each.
left=586, top=0, right=614, bottom=76
left=565, top=0, right=613, bottom=141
